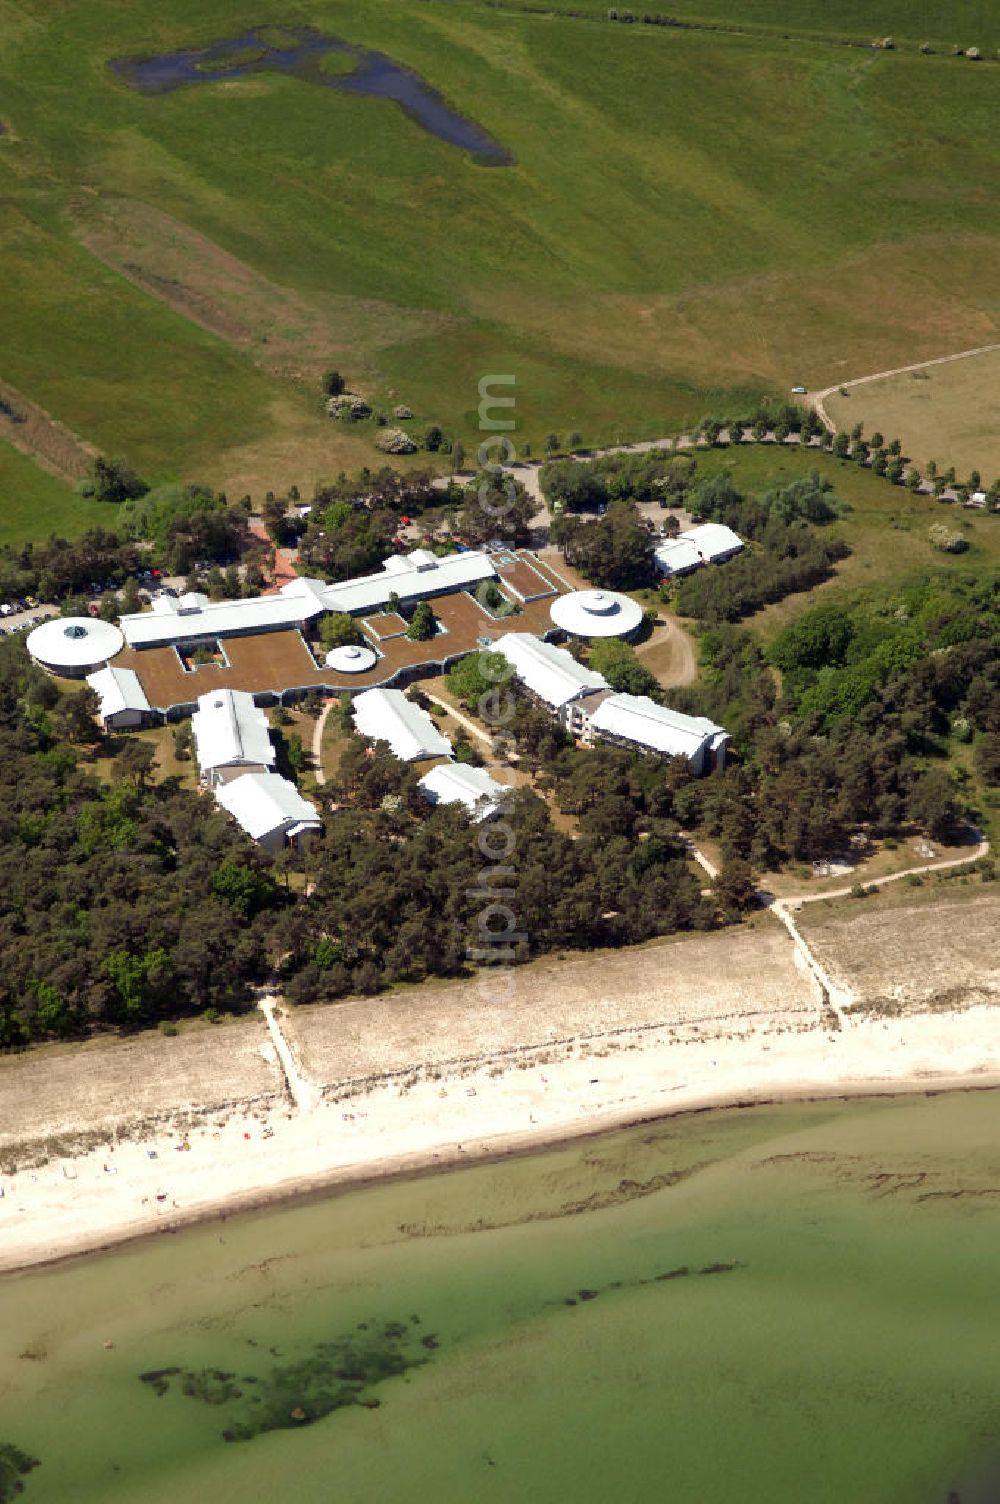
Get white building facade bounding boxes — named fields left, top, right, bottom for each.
left=191, top=688, right=276, bottom=787
left=493, top=632, right=608, bottom=729
left=585, top=693, right=728, bottom=774
left=352, top=687, right=452, bottom=762
left=86, top=666, right=152, bottom=730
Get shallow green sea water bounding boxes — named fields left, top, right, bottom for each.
left=1, top=1092, right=999, bottom=1504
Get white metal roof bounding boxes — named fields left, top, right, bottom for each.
left=589, top=694, right=726, bottom=762
left=27, top=616, right=124, bottom=670
left=216, top=772, right=321, bottom=842
left=352, top=688, right=453, bottom=761
left=494, top=632, right=608, bottom=708
left=321, top=549, right=495, bottom=615
left=119, top=576, right=329, bottom=648
left=684, top=522, right=744, bottom=562
left=178, top=590, right=210, bottom=614
left=86, top=666, right=151, bottom=717
left=549, top=589, right=644, bottom=639
left=418, top=762, right=508, bottom=820
left=324, top=644, right=379, bottom=672
left=654, top=537, right=703, bottom=577
left=192, top=689, right=276, bottom=773
left=119, top=553, right=495, bottom=646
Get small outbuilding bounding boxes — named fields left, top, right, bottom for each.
left=216, top=772, right=321, bottom=851
left=86, top=666, right=152, bottom=731
left=418, top=762, right=507, bottom=821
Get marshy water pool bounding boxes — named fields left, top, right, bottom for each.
left=1, top=1090, right=999, bottom=1503
left=107, top=24, right=513, bottom=165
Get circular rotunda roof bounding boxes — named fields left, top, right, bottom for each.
left=26, top=616, right=124, bottom=672
left=325, top=643, right=379, bottom=673
left=549, top=589, right=644, bottom=638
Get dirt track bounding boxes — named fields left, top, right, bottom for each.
left=808, top=341, right=1000, bottom=433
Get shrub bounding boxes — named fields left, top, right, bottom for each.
left=326, top=395, right=371, bottom=421
left=375, top=427, right=418, bottom=454
left=928, top=523, right=969, bottom=553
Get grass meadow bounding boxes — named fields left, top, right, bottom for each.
left=0, top=440, right=87, bottom=546
left=683, top=444, right=1000, bottom=642
left=824, top=349, right=1000, bottom=483
left=526, top=0, right=1000, bottom=51
left=0, top=0, right=998, bottom=514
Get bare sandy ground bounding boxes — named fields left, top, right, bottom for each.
left=1, top=908, right=998, bottom=1275
left=285, top=927, right=821, bottom=1090
left=0, top=1018, right=284, bottom=1166
left=798, top=889, right=1000, bottom=1014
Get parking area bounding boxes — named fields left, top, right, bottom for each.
left=0, top=602, right=59, bottom=636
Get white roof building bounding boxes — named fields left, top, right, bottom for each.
left=120, top=576, right=330, bottom=649
left=654, top=523, right=744, bottom=578
left=119, top=552, right=497, bottom=649
left=216, top=772, right=321, bottom=849
left=653, top=536, right=704, bottom=578
left=86, top=666, right=151, bottom=722
left=549, top=589, right=644, bottom=639
left=352, top=688, right=453, bottom=761
left=494, top=632, right=608, bottom=709
left=321, top=548, right=495, bottom=616
left=684, top=523, right=744, bottom=563
left=27, top=616, right=124, bottom=677
left=192, top=688, right=275, bottom=777
left=588, top=693, right=727, bottom=774
left=418, top=762, right=508, bottom=820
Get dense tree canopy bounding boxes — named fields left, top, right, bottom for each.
left=120, top=484, right=255, bottom=575
left=552, top=501, right=655, bottom=589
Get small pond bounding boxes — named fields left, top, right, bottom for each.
left=108, top=23, right=513, bottom=165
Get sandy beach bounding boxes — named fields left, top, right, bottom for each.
left=1, top=887, right=998, bottom=1276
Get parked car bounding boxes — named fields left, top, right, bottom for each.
left=791, top=385, right=807, bottom=395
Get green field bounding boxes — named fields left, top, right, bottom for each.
left=685, top=444, right=1000, bottom=640
left=1, top=0, right=998, bottom=509
left=0, top=441, right=87, bottom=546
left=522, top=0, right=1000, bottom=51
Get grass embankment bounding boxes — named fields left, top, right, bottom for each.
left=508, top=0, right=1000, bottom=52
left=0, top=441, right=87, bottom=547
left=0, top=0, right=998, bottom=497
